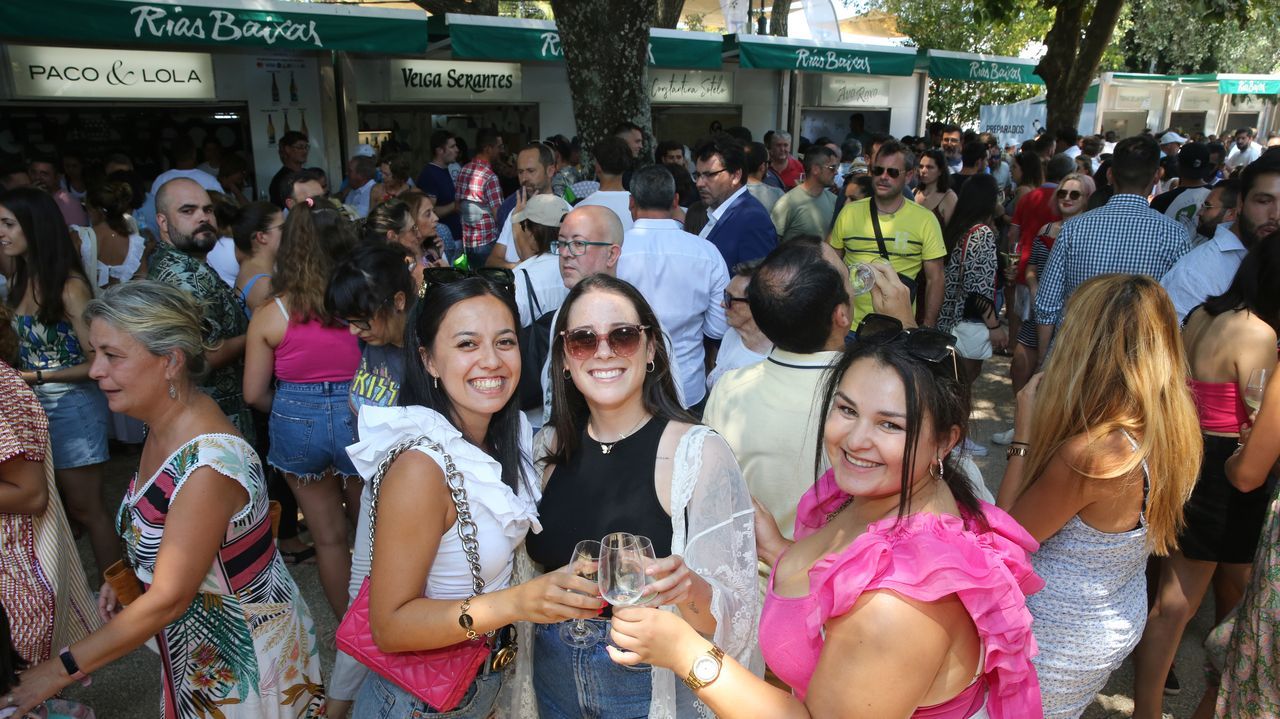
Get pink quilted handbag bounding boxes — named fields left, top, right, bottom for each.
left=334, top=436, right=503, bottom=712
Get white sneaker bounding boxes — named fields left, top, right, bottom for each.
left=960, top=437, right=989, bottom=457
left=991, top=428, right=1016, bottom=446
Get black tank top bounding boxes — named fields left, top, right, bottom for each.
left=526, top=417, right=674, bottom=569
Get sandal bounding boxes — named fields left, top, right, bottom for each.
left=280, top=546, right=317, bottom=565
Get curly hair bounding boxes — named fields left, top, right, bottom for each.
left=273, top=197, right=357, bottom=323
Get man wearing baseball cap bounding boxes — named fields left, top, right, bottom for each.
left=511, top=193, right=574, bottom=328
left=1159, top=130, right=1189, bottom=159
left=1151, top=141, right=1214, bottom=241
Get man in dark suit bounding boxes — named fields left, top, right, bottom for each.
left=694, top=135, right=779, bottom=271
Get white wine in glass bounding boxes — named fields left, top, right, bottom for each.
left=599, top=532, right=647, bottom=607
left=560, top=539, right=602, bottom=647
left=1245, top=368, right=1268, bottom=413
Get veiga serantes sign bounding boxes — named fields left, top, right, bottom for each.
left=389, top=60, right=521, bottom=102
left=8, top=45, right=215, bottom=100
left=649, top=70, right=732, bottom=104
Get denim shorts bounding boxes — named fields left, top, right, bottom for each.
left=34, top=382, right=109, bottom=469
left=267, top=381, right=358, bottom=481
left=352, top=669, right=502, bottom=719
left=533, top=620, right=652, bottom=719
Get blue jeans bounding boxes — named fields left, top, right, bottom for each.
left=267, top=381, right=358, bottom=481
left=34, top=381, right=109, bottom=469
left=352, top=670, right=503, bottom=719
left=533, top=620, right=652, bottom=719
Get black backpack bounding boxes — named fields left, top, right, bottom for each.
left=518, top=269, right=554, bottom=410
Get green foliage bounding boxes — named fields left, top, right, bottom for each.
left=1117, top=0, right=1280, bottom=74
left=875, top=0, right=1052, bottom=125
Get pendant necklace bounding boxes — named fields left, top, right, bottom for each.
left=589, top=414, right=651, bottom=455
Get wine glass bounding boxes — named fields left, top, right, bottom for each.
left=599, top=532, right=647, bottom=607
left=850, top=263, right=876, bottom=297
left=559, top=539, right=602, bottom=647
left=1245, top=368, right=1268, bottom=414
left=630, top=536, right=660, bottom=606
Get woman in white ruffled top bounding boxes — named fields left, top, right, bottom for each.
left=343, top=271, right=604, bottom=719
left=71, top=178, right=146, bottom=291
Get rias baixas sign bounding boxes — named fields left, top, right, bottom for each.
left=8, top=45, right=215, bottom=100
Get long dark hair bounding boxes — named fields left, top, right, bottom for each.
left=1014, top=151, right=1043, bottom=188
left=942, top=174, right=999, bottom=258
left=1, top=187, right=87, bottom=324
left=917, top=149, right=950, bottom=194
left=814, top=337, right=984, bottom=522
left=1202, top=237, right=1280, bottom=332
left=547, top=274, right=696, bottom=466
left=399, top=276, right=528, bottom=493
left=326, top=243, right=416, bottom=320
left=230, top=201, right=281, bottom=256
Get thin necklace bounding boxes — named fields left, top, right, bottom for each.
left=588, top=414, right=651, bottom=455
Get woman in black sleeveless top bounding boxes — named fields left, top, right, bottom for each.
left=520, top=275, right=759, bottom=719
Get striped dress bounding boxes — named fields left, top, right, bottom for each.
left=118, top=433, right=325, bottom=718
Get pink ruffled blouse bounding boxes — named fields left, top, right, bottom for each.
left=759, top=470, right=1045, bottom=719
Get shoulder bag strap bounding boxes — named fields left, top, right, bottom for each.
left=367, top=436, right=492, bottom=615
left=520, top=268, right=542, bottom=318
left=868, top=200, right=891, bottom=260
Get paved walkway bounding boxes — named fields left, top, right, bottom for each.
left=60, top=355, right=1210, bottom=717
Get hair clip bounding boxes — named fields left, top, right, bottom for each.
left=303, top=196, right=315, bottom=208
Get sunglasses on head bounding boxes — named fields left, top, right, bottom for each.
left=419, top=266, right=515, bottom=298
left=870, top=165, right=903, bottom=179
left=855, top=313, right=959, bottom=380
left=1056, top=189, right=1083, bottom=200
left=560, top=324, right=649, bottom=361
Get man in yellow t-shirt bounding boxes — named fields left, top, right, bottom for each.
left=830, top=140, right=946, bottom=328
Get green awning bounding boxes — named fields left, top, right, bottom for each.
left=923, top=49, right=1043, bottom=85
left=1218, top=76, right=1280, bottom=95
left=446, top=14, right=723, bottom=69
left=0, top=0, right=427, bottom=54
left=728, top=34, right=917, bottom=76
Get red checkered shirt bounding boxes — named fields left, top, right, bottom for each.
left=454, top=158, right=502, bottom=249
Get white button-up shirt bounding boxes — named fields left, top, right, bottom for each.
left=347, top=179, right=376, bottom=218
left=1160, top=222, right=1248, bottom=322
left=618, top=218, right=729, bottom=405
left=699, top=184, right=750, bottom=239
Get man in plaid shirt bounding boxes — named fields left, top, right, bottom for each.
left=1036, top=135, right=1191, bottom=355
left=455, top=128, right=507, bottom=267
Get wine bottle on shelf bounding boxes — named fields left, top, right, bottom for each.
left=270, top=72, right=279, bottom=103
left=289, top=71, right=299, bottom=103
left=283, top=109, right=291, bottom=134
left=266, top=113, right=277, bottom=145
left=300, top=110, right=309, bottom=137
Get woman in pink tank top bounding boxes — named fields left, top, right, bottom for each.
left=244, top=199, right=361, bottom=624
left=605, top=318, right=1043, bottom=718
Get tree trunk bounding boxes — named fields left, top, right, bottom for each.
left=549, top=0, right=657, bottom=168
left=769, top=0, right=790, bottom=35
left=416, top=0, right=499, bottom=15
left=1035, top=0, right=1126, bottom=131
left=654, top=0, right=684, bottom=28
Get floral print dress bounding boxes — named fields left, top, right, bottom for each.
left=118, top=433, right=325, bottom=718
left=1209, top=484, right=1280, bottom=717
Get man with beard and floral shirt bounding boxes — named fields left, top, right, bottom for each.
left=148, top=178, right=252, bottom=437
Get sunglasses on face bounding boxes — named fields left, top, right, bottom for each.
left=560, top=324, right=649, bottom=361
left=723, top=291, right=749, bottom=306
left=855, top=313, right=959, bottom=380
left=1056, top=189, right=1083, bottom=201
left=871, top=165, right=903, bottom=179
left=419, top=266, right=515, bottom=297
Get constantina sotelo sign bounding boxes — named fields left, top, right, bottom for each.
left=8, top=45, right=215, bottom=100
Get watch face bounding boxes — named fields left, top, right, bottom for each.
left=693, top=655, right=720, bottom=682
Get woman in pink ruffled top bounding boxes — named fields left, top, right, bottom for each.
left=605, top=317, right=1045, bottom=718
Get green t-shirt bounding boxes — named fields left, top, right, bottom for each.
left=771, top=184, right=837, bottom=244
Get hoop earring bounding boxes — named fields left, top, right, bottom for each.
left=646, top=361, right=655, bottom=373
left=168, top=381, right=178, bottom=400
left=936, top=456, right=945, bottom=480
left=563, top=369, right=572, bottom=380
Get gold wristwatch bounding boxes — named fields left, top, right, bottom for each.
left=682, top=643, right=725, bottom=691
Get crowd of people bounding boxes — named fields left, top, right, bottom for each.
left=0, top=111, right=1277, bottom=719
